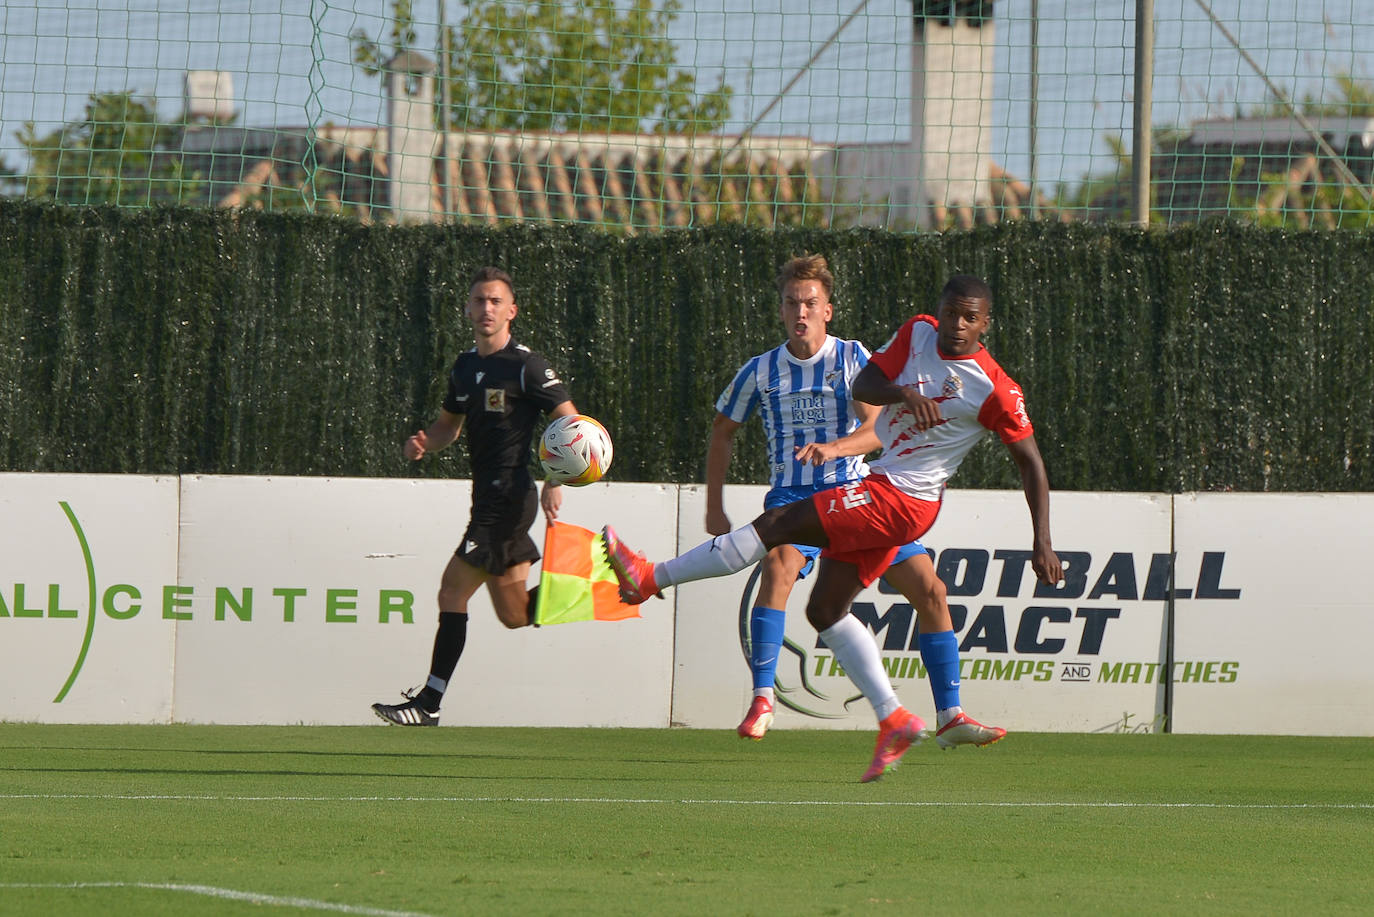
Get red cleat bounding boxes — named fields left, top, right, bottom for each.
left=860, top=707, right=928, bottom=783
left=935, top=712, right=1007, bottom=749
left=601, top=525, right=661, bottom=604
left=737, top=696, right=775, bottom=740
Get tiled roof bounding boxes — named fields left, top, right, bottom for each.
left=177, top=124, right=838, bottom=230
left=186, top=116, right=1374, bottom=228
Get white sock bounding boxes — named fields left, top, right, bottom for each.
left=937, top=706, right=963, bottom=729
left=756, top=687, right=775, bottom=703
left=658, top=525, right=766, bottom=587
left=819, top=614, right=900, bottom=723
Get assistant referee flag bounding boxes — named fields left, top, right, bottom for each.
left=535, top=521, right=641, bottom=625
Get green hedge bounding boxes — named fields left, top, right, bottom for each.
left=2, top=201, right=1370, bottom=491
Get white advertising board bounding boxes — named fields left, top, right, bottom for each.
left=1171, top=493, right=1374, bottom=736
left=174, top=476, right=677, bottom=726
left=5, top=474, right=1371, bottom=736
left=671, top=487, right=1174, bottom=734
left=0, top=473, right=180, bottom=723
left=668, top=484, right=771, bottom=728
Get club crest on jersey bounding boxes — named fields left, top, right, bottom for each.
left=485, top=388, right=506, bottom=412
left=942, top=372, right=964, bottom=399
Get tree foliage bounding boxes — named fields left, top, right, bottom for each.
left=352, top=0, right=731, bottom=135
left=1055, top=72, right=1374, bottom=224
left=1248, top=70, right=1374, bottom=119
left=17, top=92, right=203, bottom=206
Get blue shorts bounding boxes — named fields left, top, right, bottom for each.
left=765, top=484, right=929, bottom=581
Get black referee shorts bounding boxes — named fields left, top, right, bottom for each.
left=455, top=484, right=540, bottom=576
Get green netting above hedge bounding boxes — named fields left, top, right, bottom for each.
left=1, top=200, right=1370, bottom=492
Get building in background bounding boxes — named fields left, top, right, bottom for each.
left=80, top=6, right=1374, bottom=231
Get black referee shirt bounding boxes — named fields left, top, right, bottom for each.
left=442, top=339, right=571, bottom=492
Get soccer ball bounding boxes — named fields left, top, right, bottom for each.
left=538, top=414, right=613, bottom=486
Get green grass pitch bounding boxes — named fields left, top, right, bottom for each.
left=1, top=724, right=1371, bottom=916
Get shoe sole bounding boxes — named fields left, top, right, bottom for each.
left=934, top=736, right=1011, bottom=747
left=601, top=527, right=633, bottom=594
left=936, top=727, right=1006, bottom=749
left=602, top=526, right=651, bottom=603
left=371, top=705, right=437, bottom=727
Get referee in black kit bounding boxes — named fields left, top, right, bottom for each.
left=372, top=266, right=579, bottom=726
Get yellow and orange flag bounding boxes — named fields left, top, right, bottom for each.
left=534, top=521, right=641, bottom=625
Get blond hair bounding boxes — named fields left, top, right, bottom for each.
left=776, top=254, right=834, bottom=298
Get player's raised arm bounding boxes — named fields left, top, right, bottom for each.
left=852, top=362, right=943, bottom=431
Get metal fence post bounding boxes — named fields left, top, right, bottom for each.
left=1132, top=0, right=1154, bottom=226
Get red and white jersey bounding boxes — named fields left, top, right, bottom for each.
left=867, top=314, right=1033, bottom=500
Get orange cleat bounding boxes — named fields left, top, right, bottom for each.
left=602, top=525, right=661, bottom=604
left=860, top=707, right=928, bottom=783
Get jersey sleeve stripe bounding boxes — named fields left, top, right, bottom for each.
left=831, top=345, right=850, bottom=452
left=717, top=355, right=760, bottom=421
left=765, top=350, right=785, bottom=473
left=869, top=317, right=916, bottom=379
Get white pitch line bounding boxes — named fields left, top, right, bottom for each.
left=0, top=882, right=434, bottom=917
left=1, top=793, right=1371, bottom=810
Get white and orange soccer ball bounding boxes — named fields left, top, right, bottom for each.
left=538, top=414, right=613, bottom=486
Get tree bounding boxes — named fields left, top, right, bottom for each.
left=18, top=92, right=203, bottom=206
left=1051, top=133, right=1133, bottom=221
left=1054, top=72, right=1374, bottom=225
left=1210, top=71, right=1374, bottom=228
left=1247, top=70, right=1374, bottom=119
left=352, top=0, right=732, bottom=135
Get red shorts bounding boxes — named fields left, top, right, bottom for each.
left=810, top=475, right=942, bottom=586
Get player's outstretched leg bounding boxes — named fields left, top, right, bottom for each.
left=604, top=524, right=770, bottom=603
left=372, top=689, right=439, bottom=727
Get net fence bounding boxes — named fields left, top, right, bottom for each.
left=2, top=0, right=1370, bottom=229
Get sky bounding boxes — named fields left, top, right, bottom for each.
left=1, top=0, right=1370, bottom=190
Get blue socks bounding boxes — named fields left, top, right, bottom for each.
left=749, top=606, right=787, bottom=693
left=918, top=629, right=962, bottom=712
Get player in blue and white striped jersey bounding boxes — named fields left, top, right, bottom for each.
left=706, top=254, right=1004, bottom=749
left=714, top=332, right=871, bottom=493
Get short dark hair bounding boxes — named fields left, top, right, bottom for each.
left=777, top=254, right=834, bottom=298
left=468, top=266, right=515, bottom=297
left=940, top=274, right=992, bottom=307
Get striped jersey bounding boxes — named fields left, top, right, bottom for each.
left=867, top=314, right=1034, bottom=501
left=715, top=335, right=871, bottom=489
